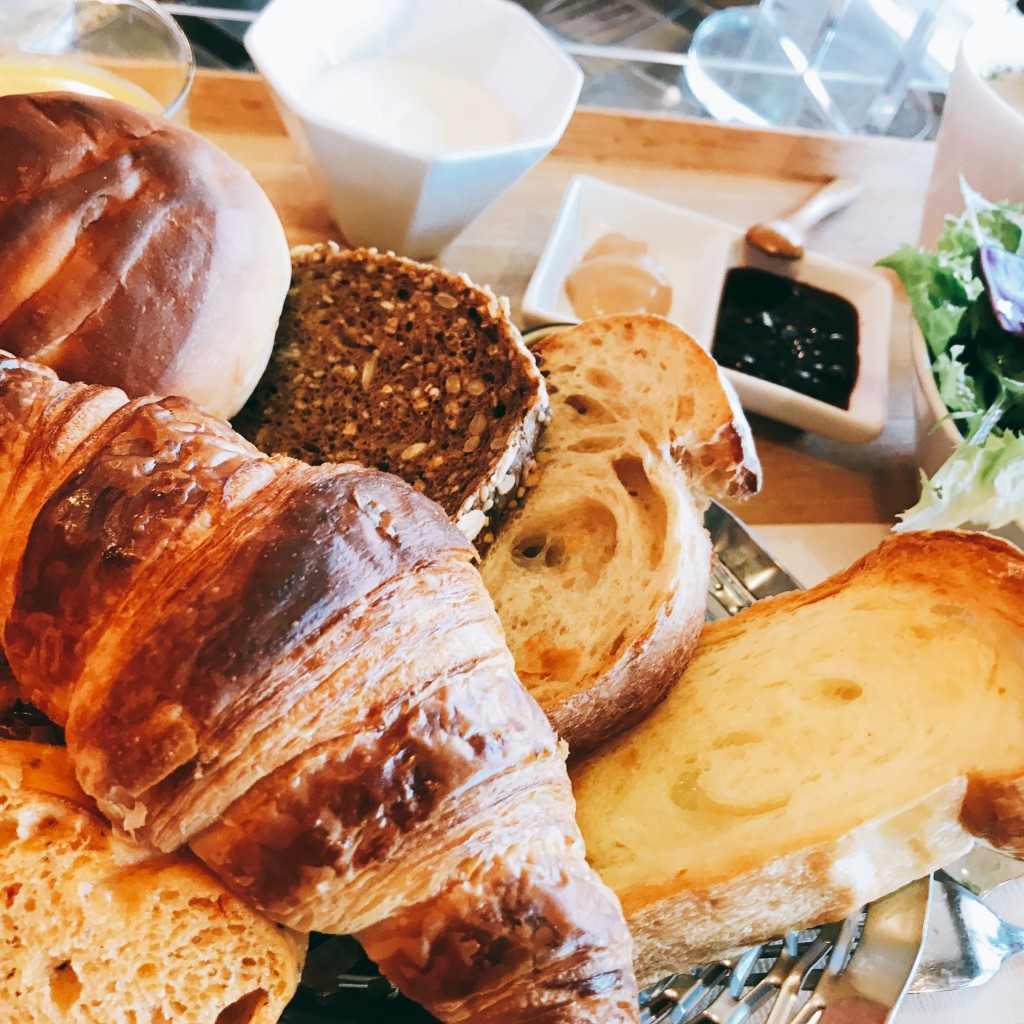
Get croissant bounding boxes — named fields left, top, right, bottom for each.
left=0, top=351, right=638, bottom=1024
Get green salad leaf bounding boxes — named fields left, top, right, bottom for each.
left=877, top=178, right=1024, bottom=532
left=898, top=432, right=1024, bottom=532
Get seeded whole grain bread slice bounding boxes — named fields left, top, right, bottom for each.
left=233, top=244, right=548, bottom=544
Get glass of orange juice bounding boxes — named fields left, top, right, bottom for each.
left=0, top=0, right=194, bottom=117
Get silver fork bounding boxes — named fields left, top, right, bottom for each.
left=639, top=921, right=846, bottom=1024
left=691, top=924, right=842, bottom=1024
left=911, top=869, right=1024, bottom=993
left=644, top=877, right=929, bottom=1024
left=780, top=878, right=930, bottom=1024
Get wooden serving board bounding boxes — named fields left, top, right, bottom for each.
left=186, top=70, right=936, bottom=529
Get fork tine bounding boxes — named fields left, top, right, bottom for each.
left=678, top=946, right=766, bottom=1023
left=761, top=922, right=842, bottom=1024
left=782, top=911, right=864, bottom=1024
left=684, top=931, right=832, bottom=1024
left=642, top=961, right=732, bottom=1023
left=728, top=945, right=767, bottom=998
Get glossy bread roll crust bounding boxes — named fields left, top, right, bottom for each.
left=0, top=351, right=638, bottom=1024
left=0, top=92, right=290, bottom=418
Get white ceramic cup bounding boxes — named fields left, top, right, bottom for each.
left=246, top=0, right=582, bottom=260
left=918, top=11, right=1024, bottom=246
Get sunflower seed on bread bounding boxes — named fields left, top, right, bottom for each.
left=480, top=314, right=761, bottom=753
left=233, top=244, right=548, bottom=544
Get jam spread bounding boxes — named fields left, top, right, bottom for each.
left=711, top=266, right=859, bottom=410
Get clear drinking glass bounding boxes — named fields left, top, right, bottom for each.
left=0, top=0, right=194, bottom=118
left=685, top=0, right=1007, bottom=139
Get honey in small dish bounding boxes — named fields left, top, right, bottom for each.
left=564, top=233, right=672, bottom=319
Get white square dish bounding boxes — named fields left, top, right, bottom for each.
left=522, top=175, right=737, bottom=342
left=522, top=174, right=892, bottom=444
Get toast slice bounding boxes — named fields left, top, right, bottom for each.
left=570, top=530, right=1024, bottom=982
left=479, top=314, right=761, bottom=752
left=233, top=244, right=548, bottom=544
left=0, top=739, right=305, bottom=1023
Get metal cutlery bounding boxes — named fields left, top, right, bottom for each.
left=640, top=878, right=930, bottom=1024
left=744, top=179, right=863, bottom=261
left=911, top=869, right=1024, bottom=994
left=783, top=877, right=930, bottom=1024
left=640, top=934, right=825, bottom=1024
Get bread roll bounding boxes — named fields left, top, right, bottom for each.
left=0, top=739, right=305, bottom=1024
left=0, top=92, right=290, bottom=419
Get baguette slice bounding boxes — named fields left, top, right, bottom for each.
left=571, top=530, right=1024, bottom=982
left=480, top=315, right=760, bottom=752
left=0, top=739, right=305, bottom=1024
left=233, top=244, right=548, bottom=544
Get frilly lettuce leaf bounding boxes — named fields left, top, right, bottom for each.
left=895, top=431, right=1024, bottom=533
left=878, top=178, right=1024, bottom=533
left=932, top=345, right=985, bottom=421
left=875, top=244, right=975, bottom=359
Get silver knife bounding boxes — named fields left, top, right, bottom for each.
left=779, top=876, right=931, bottom=1024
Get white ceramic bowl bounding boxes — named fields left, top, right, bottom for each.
left=246, top=0, right=582, bottom=259
left=523, top=175, right=892, bottom=444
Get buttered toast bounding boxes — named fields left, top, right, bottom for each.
left=480, top=315, right=761, bottom=752
left=571, top=530, right=1024, bottom=982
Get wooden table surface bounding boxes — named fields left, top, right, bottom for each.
left=185, top=69, right=936, bottom=533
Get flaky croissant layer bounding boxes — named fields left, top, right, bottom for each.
left=0, top=351, right=638, bottom=1024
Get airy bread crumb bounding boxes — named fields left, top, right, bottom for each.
left=572, top=529, right=1024, bottom=980
left=0, top=740, right=304, bottom=1024
left=481, top=315, right=760, bottom=752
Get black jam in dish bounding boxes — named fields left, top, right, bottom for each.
left=710, top=266, right=859, bottom=410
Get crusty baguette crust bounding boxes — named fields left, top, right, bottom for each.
left=551, top=591, right=707, bottom=759
left=572, top=529, right=1024, bottom=976
left=482, top=315, right=761, bottom=753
